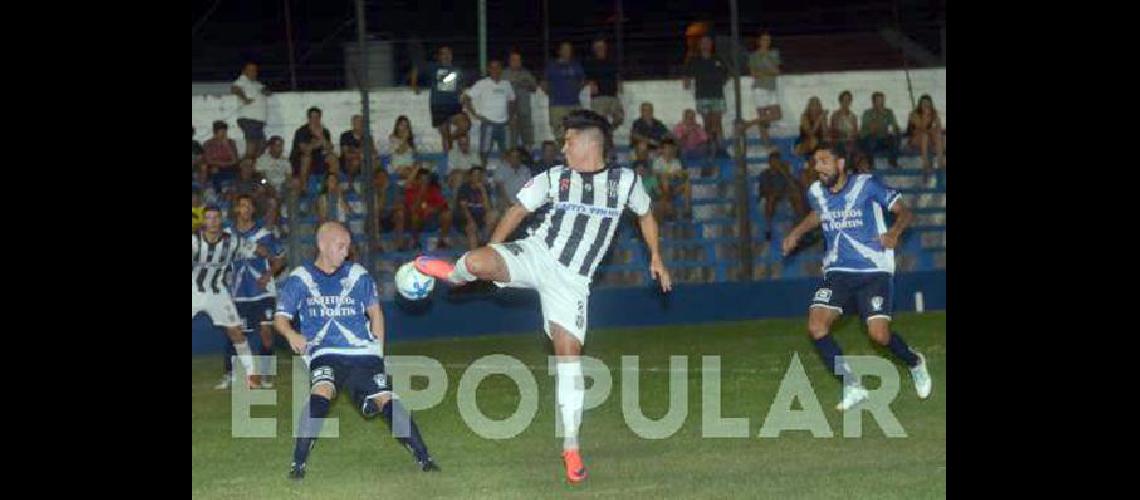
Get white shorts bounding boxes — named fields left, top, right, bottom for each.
left=192, top=290, right=242, bottom=328
left=490, top=237, right=590, bottom=344
left=751, top=86, right=780, bottom=109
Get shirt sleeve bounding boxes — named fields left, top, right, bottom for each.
left=275, top=274, right=304, bottom=319
left=627, top=173, right=652, bottom=216
left=805, top=182, right=822, bottom=213
left=516, top=170, right=552, bottom=211
left=866, top=176, right=901, bottom=210
left=360, top=269, right=380, bottom=309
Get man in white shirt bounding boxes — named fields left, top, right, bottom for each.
left=231, top=61, right=271, bottom=161
left=255, top=136, right=291, bottom=198
left=447, top=133, right=482, bottom=173
left=463, top=60, right=516, bottom=166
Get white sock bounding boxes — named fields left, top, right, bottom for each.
left=448, top=253, right=478, bottom=283
left=556, top=361, right=585, bottom=451
left=232, top=341, right=255, bottom=379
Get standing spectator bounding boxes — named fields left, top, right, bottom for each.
left=794, top=97, right=828, bottom=157
left=756, top=151, right=806, bottom=241
left=340, top=114, right=378, bottom=179
left=907, top=94, right=945, bottom=175
left=583, top=38, right=624, bottom=128
left=403, top=169, right=453, bottom=250
left=456, top=166, right=499, bottom=249
left=495, top=146, right=533, bottom=210
left=542, top=42, right=586, bottom=145
left=289, top=107, right=337, bottom=192
left=231, top=61, right=271, bottom=160
left=316, top=172, right=350, bottom=225
left=503, top=49, right=538, bottom=149
left=255, top=136, right=291, bottom=198
left=653, top=139, right=692, bottom=219
left=447, top=134, right=482, bottom=173
left=388, top=115, right=418, bottom=185
left=533, top=140, right=560, bottom=175
left=860, top=91, right=901, bottom=168
left=829, top=91, right=859, bottom=160
left=411, top=46, right=468, bottom=154
left=672, top=109, right=709, bottom=160
left=464, top=59, right=516, bottom=166
left=747, top=32, right=782, bottom=147
left=629, top=102, right=671, bottom=151
left=202, top=120, right=241, bottom=189
left=683, top=35, right=729, bottom=157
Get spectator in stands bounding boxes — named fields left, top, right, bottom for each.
left=232, top=159, right=262, bottom=200
left=404, top=169, right=453, bottom=250
left=852, top=152, right=873, bottom=174
left=630, top=102, right=671, bottom=151
left=231, top=61, right=271, bottom=160
left=860, top=91, right=900, bottom=168
left=192, top=188, right=205, bottom=233
left=634, top=159, right=664, bottom=221
left=503, top=49, right=538, bottom=149
left=794, top=97, right=828, bottom=157
left=464, top=59, right=516, bottom=166
left=654, top=139, right=692, bottom=219
left=255, top=136, right=291, bottom=199
left=672, top=109, right=709, bottom=160
left=316, top=172, right=350, bottom=225
left=533, top=140, right=559, bottom=175
left=907, top=94, right=945, bottom=175
left=388, top=115, right=418, bottom=185
left=683, top=35, right=729, bottom=157
left=543, top=42, right=586, bottom=145
left=193, top=126, right=206, bottom=182
left=411, top=46, right=468, bottom=154
left=371, top=169, right=408, bottom=251
left=747, top=31, right=782, bottom=147
left=289, top=107, right=337, bottom=193
left=829, top=90, right=859, bottom=160
left=340, top=114, right=378, bottom=184
left=448, top=133, right=482, bottom=173
left=202, top=120, right=241, bottom=190
left=757, top=151, right=807, bottom=242
left=496, top=146, right=533, bottom=211
left=631, top=140, right=652, bottom=172
left=457, top=166, right=499, bottom=249
left=584, top=37, right=624, bottom=128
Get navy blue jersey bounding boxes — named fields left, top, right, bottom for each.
left=275, top=262, right=382, bottom=362
left=806, top=174, right=901, bottom=274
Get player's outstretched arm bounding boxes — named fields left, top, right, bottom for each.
left=273, top=314, right=308, bottom=354
left=881, top=200, right=914, bottom=249
left=489, top=204, right=529, bottom=244
left=782, top=211, right=821, bottom=255
left=637, top=211, right=672, bottom=292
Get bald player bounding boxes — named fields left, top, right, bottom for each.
left=275, top=222, right=439, bottom=479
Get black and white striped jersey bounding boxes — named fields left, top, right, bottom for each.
left=192, top=230, right=239, bottom=294
left=516, top=164, right=651, bottom=280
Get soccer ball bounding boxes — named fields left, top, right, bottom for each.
left=395, top=262, right=435, bottom=300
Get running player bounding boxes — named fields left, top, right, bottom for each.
left=225, top=194, right=285, bottom=389
left=193, top=205, right=258, bottom=388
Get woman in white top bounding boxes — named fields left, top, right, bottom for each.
left=388, top=115, right=418, bottom=185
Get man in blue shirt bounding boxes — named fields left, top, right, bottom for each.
left=782, top=143, right=932, bottom=411
left=412, top=46, right=467, bottom=154
left=543, top=42, right=586, bottom=147
left=275, top=222, right=439, bottom=479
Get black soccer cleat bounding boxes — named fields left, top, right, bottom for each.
left=288, top=462, right=306, bottom=480
left=417, top=456, right=441, bottom=472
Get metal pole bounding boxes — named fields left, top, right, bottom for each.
left=478, top=0, right=487, bottom=74
left=543, top=0, right=550, bottom=68
left=284, top=0, right=298, bottom=91
left=730, top=0, right=753, bottom=280
left=355, top=0, right=376, bottom=270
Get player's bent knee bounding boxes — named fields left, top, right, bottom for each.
left=311, top=382, right=336, bottom=399
left=866, top=320, right=891, bottom=346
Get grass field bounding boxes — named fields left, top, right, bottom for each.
left=192, top=311, right=946, bottom=499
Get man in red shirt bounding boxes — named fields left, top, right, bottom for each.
left=403, top=169, right=454, bottom=250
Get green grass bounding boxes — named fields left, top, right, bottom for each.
left=192, top=312, right=946, bottom=499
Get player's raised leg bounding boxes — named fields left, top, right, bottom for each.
left=550, top=322, right=587, bottom=484
left=807, top=305, right=867, bottom=411
left=866, top=318, right=931, bottom=399
left=415, top=245, right=511, bottom=284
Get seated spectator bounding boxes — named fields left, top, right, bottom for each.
left=403, top=169, right=453, bottom=250
left=340, top=114, right=378, bottom=183
left=907, top=94, right=945, bottom=175
left=202, top=120, right=241, bottom=189
left=631, top=140, right=652, bottom=172
left=444, top=168, right=467, bottom=214
left=533, top=140, right=560, bottom=175
left=449, top=113, right=473, bottom=147
left=316, top=172, right=350, bottom=224
left=289, top=107, right=338, bottom=192
left=456, top=166, right=499, bottom=249
left=629, top=102, right=670, bottom=151
left=371, top=169, right=408, bottom=251
left=653, top=139, right=692, bottom=219
left=192, top=188, right=206, bottom=233
left=672, top=109, right=709, bottom=159
left=192, top=126, right=206, bottom=182
left=388, top=115, right=419, bottom=186
left=851, top=152, right=873, bottom=174
left=633, top=158, right=664, bottom=221
left=232, top=159, right=265, bottom=208
left=255, top=136, right=291, bottom=199
left=448, top=133, right=482, bottom=173
left=757, top=151, right=807, bottom=241
left=860, top=91, right=901, bottom=168
left=829, top=90, right=859, bottom=160
left=495, top=147, right=533, bottom=211
left=794, top=97, right=828, bottom=157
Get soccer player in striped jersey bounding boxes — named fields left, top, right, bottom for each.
left=782, top=143, right=932, bottom=411
left=192, top=205, right=258, bottom=389
left=416, top=109, right=672, bottom=484
left=276, top=222, right=438, bottom=479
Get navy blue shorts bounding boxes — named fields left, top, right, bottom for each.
left=309, top=355, right=392, bottom=416
left=235, top=298, right=275, bottom=333
left=810, top=272, right=894, bottom=322
left=236, top=118, right=266, bottom=142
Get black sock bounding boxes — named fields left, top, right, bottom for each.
left=380, top=399, right=429, bottom=461
left=812, top=334, right=854, bottom=384
left=223, top=338, right=237, bottom=374
left=887, top=331, right=919, bottom=367
left=293, top=395, right=331, bottom=466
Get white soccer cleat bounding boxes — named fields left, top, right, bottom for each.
left=213, top=374, right=232, bottom=390
left=909, top=351, right=932, bottom=399
left=837, top=384, right=870, bottom=411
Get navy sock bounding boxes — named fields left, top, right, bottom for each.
left=380, top=399, right=429, bottom=461
left=813, top=334, right=854, bottom=383
left=887, top=332, right=919, bottom=367
left=293, top=395, right=331, bottom=466
left=223, top=337, right=237, bottom=374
